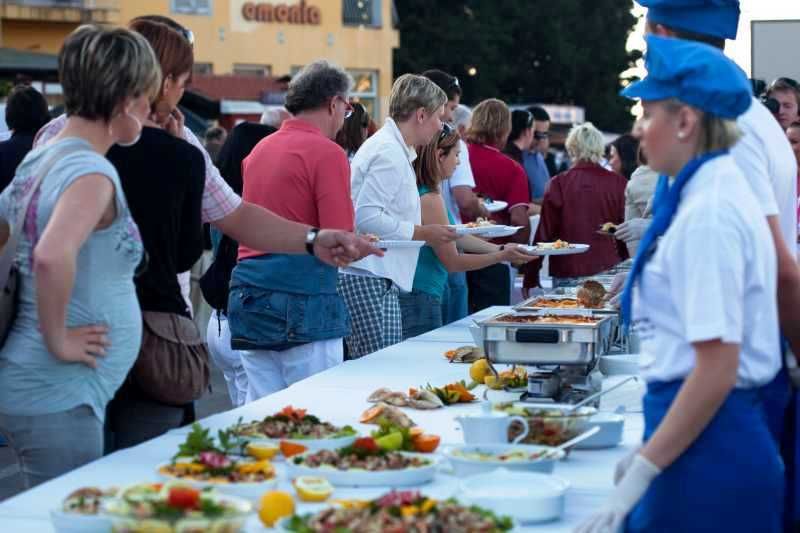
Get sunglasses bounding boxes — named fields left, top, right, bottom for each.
left=334, top=95, right=354, bottom=119
left=534, top=131, right=550, bottom=140
left=523, top=111, right=534, bottom=128
left=450, top=76, right=460, bottom=91
left=778, top=77, right=800, bottom=89
left=439, top=122, right=454, bottom=142
left=179, top=27, right=195, bottom=46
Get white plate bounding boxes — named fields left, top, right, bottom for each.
left=156, top=462, right=278, bottom=501
left=520, top=243, right=590, bottom=256
left=286, top=452, right=438, bottom=487
left=599, top=353, right=640, bottom=376
left=484, top=200, right=508, bottom=213
left=444, top=443, right=564, bottom=477
left=481, top=226, right=523, bottom=238
left=450, top=224, right=506, bottom=236
left=50, top=510, right=110, bottom=533
left=459, top=468, right=569, bottom=524
left=243, top=434, right=357, bottom=452
left=375, top=240, right=425, bottom=249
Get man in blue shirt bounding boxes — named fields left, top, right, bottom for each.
left=523, top=106, right=551, bottom=205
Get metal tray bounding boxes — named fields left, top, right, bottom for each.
left=513, top=296, right=618, bottom=315
left=477, top=313, right=615, bottom=366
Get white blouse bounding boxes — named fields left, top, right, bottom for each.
left=634, top=155, right=781, bottom=388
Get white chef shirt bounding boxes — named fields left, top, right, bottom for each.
left=634, top=155, right=780, bottom=388
left=733, top=97, right=798, bottom=251
left=344, top=118, right=422, bottom=291
left=441, top=139, right=476, bottom=224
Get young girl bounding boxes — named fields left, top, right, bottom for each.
left=578, top=35, right=784, bottom=533
left=398, top=124, right=533, bottom=339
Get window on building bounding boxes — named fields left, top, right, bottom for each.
left=193, top=62, right=213, bottom=75
left=233, top=64, right=272, bottom=77
left=348, top=69, right=378, bottom=118
left=342, top=0, right=382, bottom=28
left=171, top=0, right=212, bottom=16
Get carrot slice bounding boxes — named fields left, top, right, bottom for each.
left=279, top=441, right=308, bottom=458
left=360, top=405, right=384, bottom=423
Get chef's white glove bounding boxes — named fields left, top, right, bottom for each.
left=574, top=454, right=661, bottom=533
left=614, top=446, right=641, bottom=485
left=615, top=218, right=650, bottom=243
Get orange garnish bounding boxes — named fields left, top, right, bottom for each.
left=279, top=405, right=307, bottom=421
left=412, top=434, right=441, bottom=453
left=409, top=427, right=424, bottom=439
left=444, top=383, right=476, bottom=402
left=279, top=440, right=308, bottom=458
left=360, top=405, right=384, bottom=424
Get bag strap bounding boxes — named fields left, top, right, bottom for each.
left=0, top=143, right=85, bottom=288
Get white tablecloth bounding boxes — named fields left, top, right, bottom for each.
left=0, top=306, right=645, bottom=532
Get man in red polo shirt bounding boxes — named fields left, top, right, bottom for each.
left=229, top=60, right=357, bottom=402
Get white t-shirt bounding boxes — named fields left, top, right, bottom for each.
left=441, top=140, right=476, bottom=224
left=733, top=97, right=798, bottom=251
left=634, top=156, right=780, bottom=388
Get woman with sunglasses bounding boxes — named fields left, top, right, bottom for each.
left=336, top=102, right=370, bottom=161
left=399, top=125, right=534, bottom=339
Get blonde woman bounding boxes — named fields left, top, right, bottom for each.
left=339, top=74, right=457, bottom=358
left=0, top=25, right=158, bottom=486
left=522, top=122, right=628, bottom=294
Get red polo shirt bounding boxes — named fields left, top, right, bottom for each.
left=523, top=162, right=628, bottom=286
left=466, top=142, right=530, bottom=226
left=238, top=119, right=354, bottom=260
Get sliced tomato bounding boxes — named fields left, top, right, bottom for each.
left=167, top=486, right=200, bottom=510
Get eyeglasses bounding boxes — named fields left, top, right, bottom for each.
left=439, top=122, right=454, bottom=142
left=533, top=131, right=550, bottom=140
left=335, top=95, right=354, bottom=119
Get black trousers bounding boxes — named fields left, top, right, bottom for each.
left=466, top=263, right=511, bottom=314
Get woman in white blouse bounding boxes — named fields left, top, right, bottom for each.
left=338, top=74, right=458, bottom=358
left=579, top=35, right=783, bottom=533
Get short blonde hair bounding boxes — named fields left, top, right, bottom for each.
left=466, top=98, right=511, bottom=149
left=389, top=74, right=447, bottom=122
left=662, top=99, right=741, bottom=152
left=59, top=24, right=161, bottom=122
left=565, top=122, right=605, bottom=163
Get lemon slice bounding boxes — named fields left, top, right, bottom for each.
left=259, top=490, right=295, bottom=527
left=293, top=476, right=334, bottom=502
left=246, top=442, right=280, bottom=460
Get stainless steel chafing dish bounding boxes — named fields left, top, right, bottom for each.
left=476, top=312, right=615, bottom=366
left=513, top=295, right=618, bottom=315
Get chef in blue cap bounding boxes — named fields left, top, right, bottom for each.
left=576, top=34, right=784, bottom=533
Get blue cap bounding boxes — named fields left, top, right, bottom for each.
left=637, top=0, right=740, bottom=40
left=622, top=34, right=752, bottom=119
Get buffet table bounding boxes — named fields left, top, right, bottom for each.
left=0, top=306, right=645, bottom=532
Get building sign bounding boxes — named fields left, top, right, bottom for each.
left=242, top=1, right=321, bottom=25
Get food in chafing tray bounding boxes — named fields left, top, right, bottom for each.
left=524, top=297, right=581, bottom=309
left=494, top=313, right=601, bottom=325
left=576, top=280, right=607, bottom=308
left=283, top=490, right=513, bottom=532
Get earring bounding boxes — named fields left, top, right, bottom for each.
left=677, top=131, right=686, bottom=140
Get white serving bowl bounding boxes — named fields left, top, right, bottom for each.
left=156, top=462, right=277, bottom=501
left=459, top=468, right=569, bottom=524
left=50, top=509, right=111, bottom=533
left=285, top=452, right=438, bottom=487
left=445, top=443, right=564, bottom=477
left=574, top=412, right=625, bottom=449
left=599, top=353, right=640, bottom=376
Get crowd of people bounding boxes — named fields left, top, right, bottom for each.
left=0, top=0, right=798, bottom=532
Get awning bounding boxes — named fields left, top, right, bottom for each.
left=0, top=48, right=59, bottom=79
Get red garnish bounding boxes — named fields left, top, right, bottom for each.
left=353, top=437, right=379, bottom=453
left=376, top=490, right=422, bottom=508
left=279, top=405, right=308, bottom=421
left=167, top=486, right=200, bottom=510
left=198, top=451, right=232, bottom=469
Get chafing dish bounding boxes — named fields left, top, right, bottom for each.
left=476, top=312, right=615, bottom=366
left=513, top=295, right=618, bottom=315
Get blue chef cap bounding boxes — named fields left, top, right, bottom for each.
left=621, top=34, right=752, bottom=119
left=636, top=0, right=741, bottom=40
